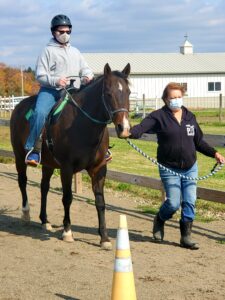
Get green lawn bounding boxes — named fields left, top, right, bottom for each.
left=108, top=137, right=225, bottom=191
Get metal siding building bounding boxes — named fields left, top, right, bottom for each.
left=83, top=40, right=225, bottom=108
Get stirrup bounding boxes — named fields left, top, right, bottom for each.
left=25, top=148, right=41, bottom=167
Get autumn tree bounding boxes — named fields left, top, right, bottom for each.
left=0, top=63, right=39, bottom=97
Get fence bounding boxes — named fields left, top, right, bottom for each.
left=0, top=96, right=29, bottom=117
left=130, top=93, right=224, bottom=120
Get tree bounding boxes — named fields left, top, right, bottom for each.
left=0, top=62, right=39, bottom=96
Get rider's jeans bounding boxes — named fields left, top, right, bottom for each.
left=158, top=162, right=198, bottom=222
left=25, top=87, right=61, bottom=151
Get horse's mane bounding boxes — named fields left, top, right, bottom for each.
left=76, top=70, right=130, bottom=96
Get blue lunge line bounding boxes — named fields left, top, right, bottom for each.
left=126, top=139, right=224, bottom=181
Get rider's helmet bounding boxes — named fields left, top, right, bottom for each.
left=51, top=15, right=72, bottom=31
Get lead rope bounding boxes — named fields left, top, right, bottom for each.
left=126, top=139, right=224, bottom=181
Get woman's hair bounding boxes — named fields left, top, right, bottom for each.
left=161, top=82, right=185, bottom=103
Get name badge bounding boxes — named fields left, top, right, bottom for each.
left=186, top=124, right=195, bottom=136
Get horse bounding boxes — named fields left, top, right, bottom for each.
left=10, top=63, right=131, bottom=250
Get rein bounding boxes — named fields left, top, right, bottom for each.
left=126, top=138, right=224, bottom=181
left=63, top=79, right=128, bottom=125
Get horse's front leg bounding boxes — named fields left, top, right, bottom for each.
left=89, top=164, right=112, bottom=250
left=16, top=158, right=30, bottom=222
left=60, top=166, right=74, bottom=242
left=40, top=165, right=54, bottom=231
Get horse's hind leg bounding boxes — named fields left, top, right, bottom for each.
left=40, top=165, right=54, bottom=231
left=15, top=158, right=30, bottom=222
left=89, top=165, right=112, bottom=250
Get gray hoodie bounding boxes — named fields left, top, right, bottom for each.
left=35, top=38, right=93, bottom=89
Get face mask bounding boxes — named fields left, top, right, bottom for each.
left=55, top=32, right=70, bottom=44
left=168, top=98, right=183, bottom=110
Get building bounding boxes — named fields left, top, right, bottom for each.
left=83, top=38, right=225, bottom=109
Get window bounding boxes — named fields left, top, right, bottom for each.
left=180, top=82, right=187, bottom=92
left=208, top=82, right=221, bottom=91
left=178, top=82, right=188, bottom=95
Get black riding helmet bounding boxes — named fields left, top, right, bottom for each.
left=51, top=14, right=72, bottom=31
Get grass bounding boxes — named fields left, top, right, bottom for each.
left=0, top=126, right=11, bottom=150
left=217, top=240, right=225, bottom=245
left=108, top=137, right=225, bottom=191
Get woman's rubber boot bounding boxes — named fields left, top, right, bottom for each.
left=180, top=220, right=199, bottom=250
left=153, top=213, right=165, bottom=241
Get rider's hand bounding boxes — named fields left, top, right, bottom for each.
left=215, top=152, right=225, bottom=164
left=57, top=77, right=69, bottom=88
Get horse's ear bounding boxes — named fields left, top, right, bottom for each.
left=122, top=63, right=131, bottom=77
left=104, top=63, right=112, bottom=77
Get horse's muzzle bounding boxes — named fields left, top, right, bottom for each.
left=115, top=122, right=130, bottom=138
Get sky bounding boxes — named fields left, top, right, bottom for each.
left=0, top=0, right=225, bottom=68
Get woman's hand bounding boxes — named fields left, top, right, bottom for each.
left=215, top=152, right=225, bottom=164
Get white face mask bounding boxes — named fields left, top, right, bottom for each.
left=55, top=32, right=70, bottom=44
left=168, top=98, right=183, bottom=110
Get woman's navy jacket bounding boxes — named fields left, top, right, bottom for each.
left=130, top=105, right=216, bottom=170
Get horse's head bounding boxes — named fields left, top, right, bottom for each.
left=103, top=63, right=131, bottom=138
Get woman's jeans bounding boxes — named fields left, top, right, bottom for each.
left=25, top=87, right=61, bottom=151
left=158, top=162, right=198, bottom=222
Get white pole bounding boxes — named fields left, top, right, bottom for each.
left=21, top=66, right=24, bottom=97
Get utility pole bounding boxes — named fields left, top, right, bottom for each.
left=21, top=66, right=24, bottom=97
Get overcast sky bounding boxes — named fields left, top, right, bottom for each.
left=0, top=0, right=225, bottom=68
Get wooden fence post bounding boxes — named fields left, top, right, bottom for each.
left=74, top=172, right=82, bottom=194
left=219, top=93, right=223, bottom=123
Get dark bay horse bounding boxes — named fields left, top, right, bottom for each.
left=10, top=63, right=131, bottom=249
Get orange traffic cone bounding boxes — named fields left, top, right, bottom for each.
left=111, top=214, right=137, bottom=300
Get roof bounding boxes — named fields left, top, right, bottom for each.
left=83, top=53, right=225, bottom=75
left=182, top=40, right=193, bottom=47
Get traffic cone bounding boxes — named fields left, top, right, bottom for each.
left=111, top=214, right=137, bottom=300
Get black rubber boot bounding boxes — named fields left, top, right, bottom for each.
left=153, top=213, right=165, bottom=241
left=180, top=220, right=199, bottom=250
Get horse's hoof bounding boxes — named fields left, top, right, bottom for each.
left=42, top=223, right=53, bottom=232
left=100, top=241, right=112, bottom=250
left=21, top=211, right=30, bottom=223
left=62, top=230, right=74, bottom=243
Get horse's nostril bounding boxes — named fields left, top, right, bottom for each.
left=117, top=124, right=124, bottom=132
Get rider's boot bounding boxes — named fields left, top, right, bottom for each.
left=25, top=136, right=42, bottom=167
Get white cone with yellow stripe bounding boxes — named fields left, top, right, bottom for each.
left=111, top=214, right=137, bottom=300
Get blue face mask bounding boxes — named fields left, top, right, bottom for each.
left=168, top=98, right=183, bottom=110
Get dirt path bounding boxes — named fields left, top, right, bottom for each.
left=0, top=163, right=224, bottom=300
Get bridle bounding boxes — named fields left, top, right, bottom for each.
left=63, top=77, right=129, bottom=125
left=101, top=81, right=129, bottom=122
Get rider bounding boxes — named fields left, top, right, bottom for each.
left=25, top=14, right=95, bottom=166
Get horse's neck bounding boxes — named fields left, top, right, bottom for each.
left=79, top=79, right=108, bottom=120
